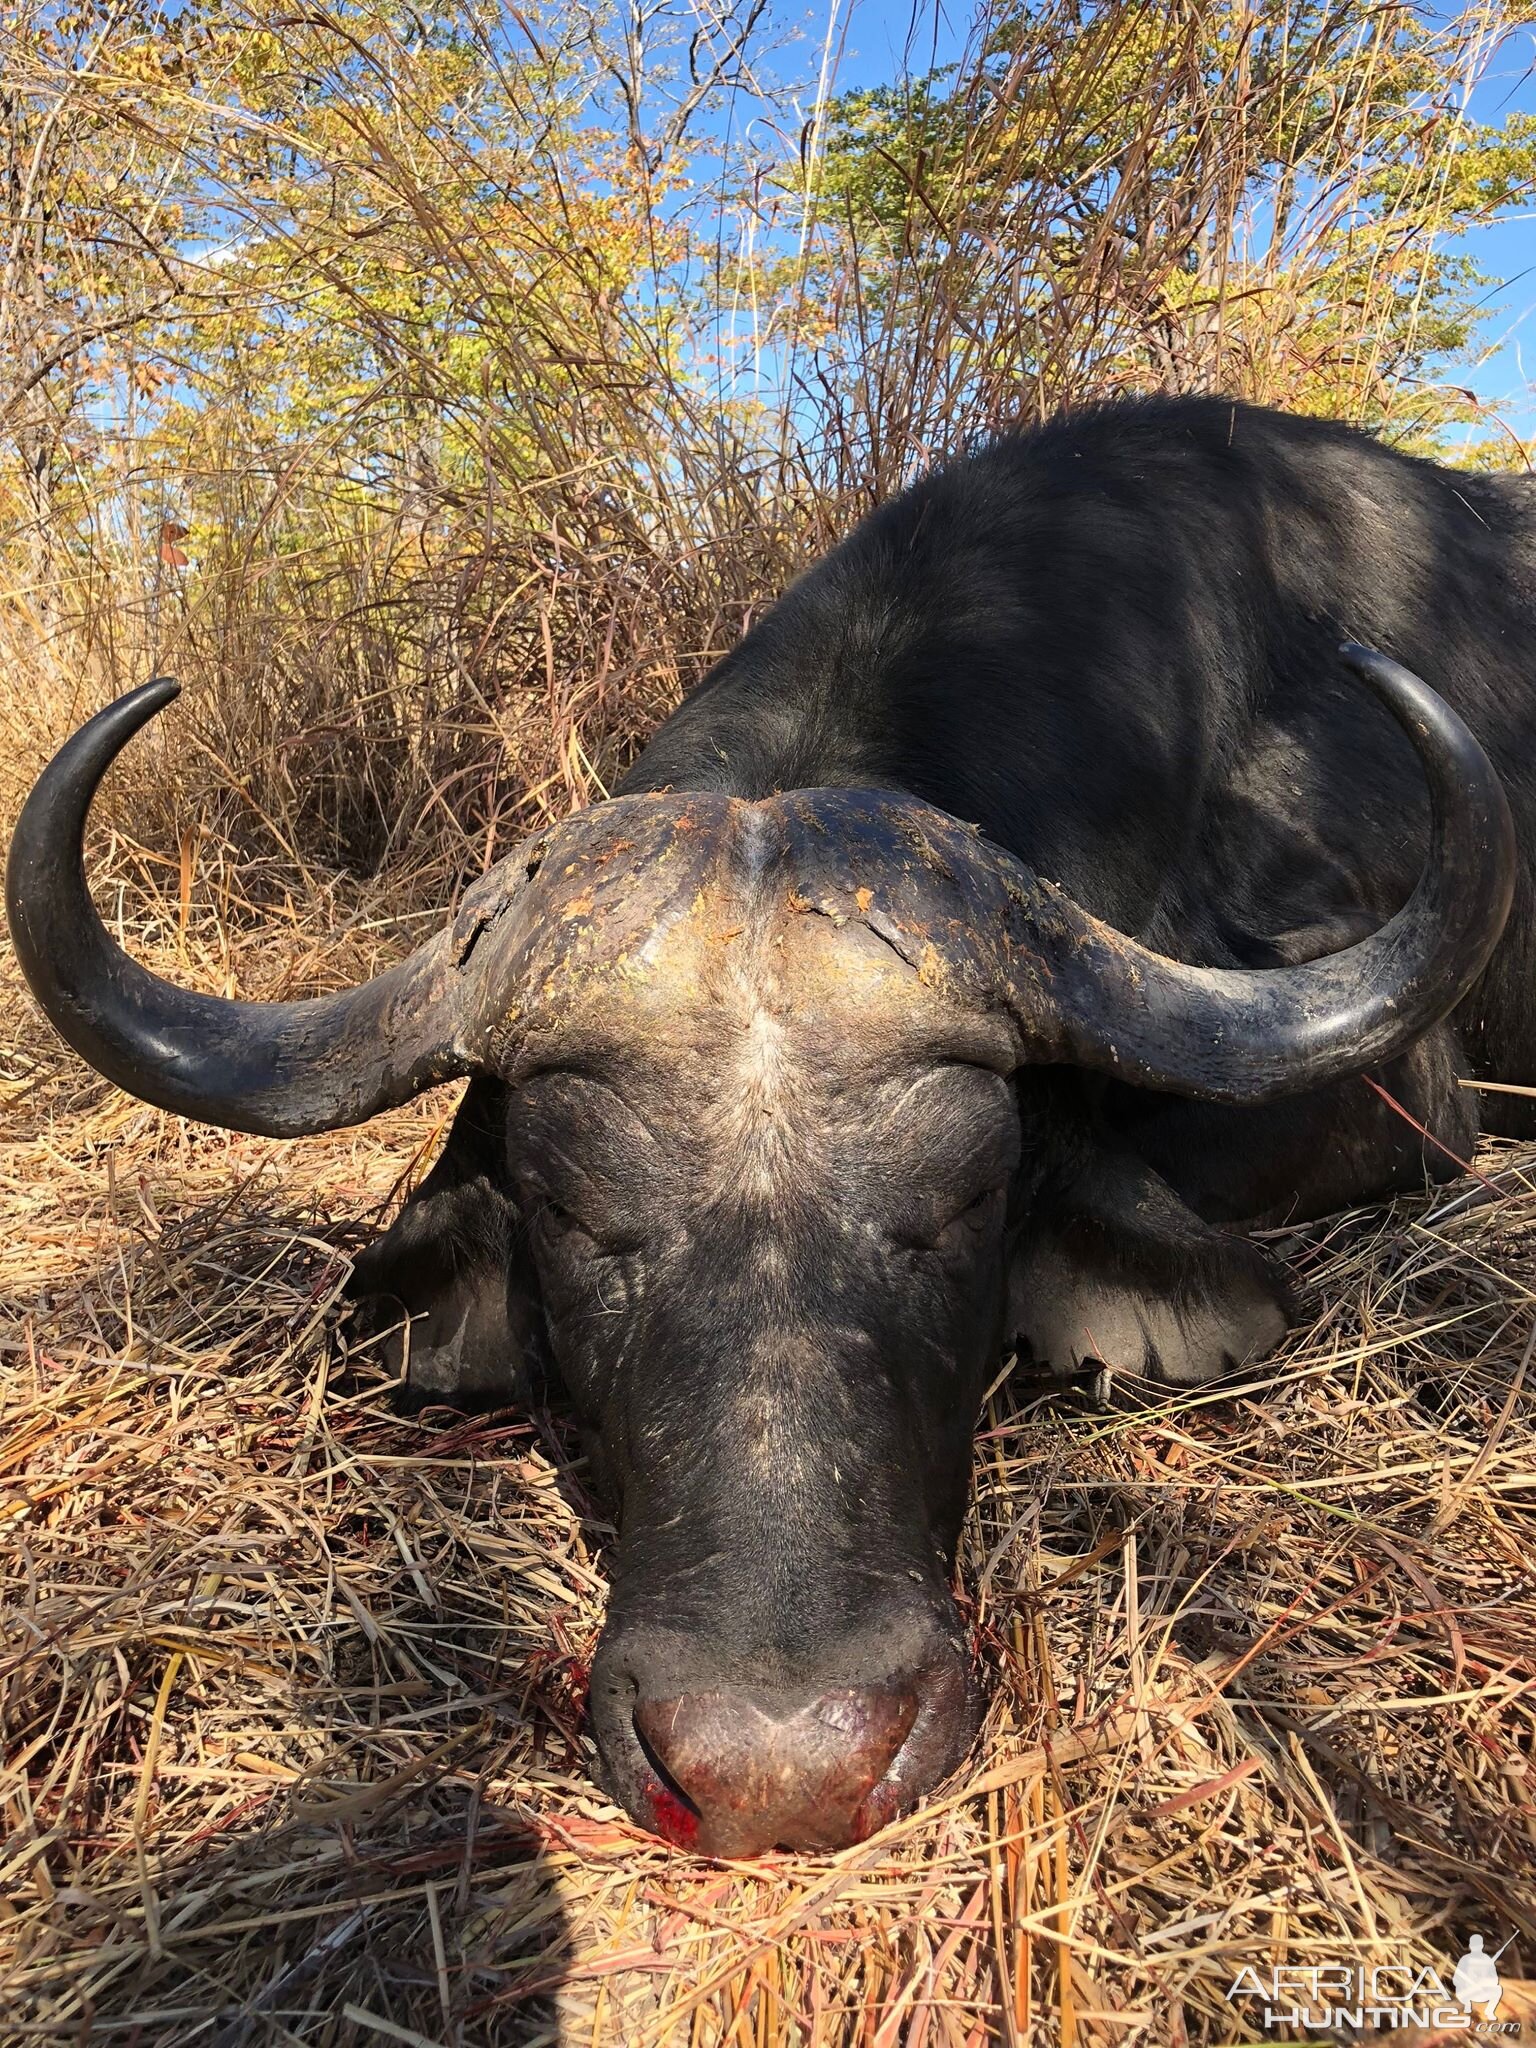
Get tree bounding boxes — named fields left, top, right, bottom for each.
left=808, top=2, right=1536, bottom=455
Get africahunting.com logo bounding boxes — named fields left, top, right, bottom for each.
left=1226, top=1935, right=1513, bottom=2032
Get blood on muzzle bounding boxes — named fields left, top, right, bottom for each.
left=590, top=1610, right=979, bottom=1860
left=634, top=1686, right=917, bottom=1856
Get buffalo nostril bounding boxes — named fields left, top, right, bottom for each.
left=630, top=1713, right=704, bottom=1850
left=633, top=1687, right=918, bottom=1858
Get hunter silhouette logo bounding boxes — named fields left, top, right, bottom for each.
left=1453, top=1936, right=1506, bottom=2022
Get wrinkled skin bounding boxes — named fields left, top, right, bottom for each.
left=355, top=802, right=1027, bottom=1851
left=351, top=793, right=1297, bottom=1853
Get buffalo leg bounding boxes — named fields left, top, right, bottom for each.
left=346, top=1077, right=538, bottom=1410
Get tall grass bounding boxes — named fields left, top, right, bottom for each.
left=0, top=0, right=1529, bottom=921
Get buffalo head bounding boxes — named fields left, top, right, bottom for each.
left=6, top=649, right=1515, bottom=1854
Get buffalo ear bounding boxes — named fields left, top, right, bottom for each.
left=1008, top=1146, right=1290, bottom=1389
left=345, top=1078, right=541, bottom=1412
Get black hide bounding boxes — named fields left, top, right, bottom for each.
left=355, top=398, right=1536, bottom=1848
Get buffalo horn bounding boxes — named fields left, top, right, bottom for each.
left=5, top=680, right=520, bottom=1137
left=1003, top=644, right=1516, bottom=1102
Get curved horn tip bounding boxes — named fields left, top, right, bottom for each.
left=30, top=678, right=184, bottom=804
left=7, top=678, right=182, bottom=915
left=108, top=674, right=182, bottom=730
left=5, top=671, right=483, bottom=1137
left=1011, top=636, right=1516, bottom=1106
left=94, top=674, right=181, bottom=718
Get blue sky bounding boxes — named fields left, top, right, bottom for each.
left=797, top=0, right=1536, bottom=443
left=1460, top=17, right=1536, bottom=439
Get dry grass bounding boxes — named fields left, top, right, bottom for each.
left=5, top=3, right=1536, bottom=2040
left=4, top=902, right=1536, bottom=2045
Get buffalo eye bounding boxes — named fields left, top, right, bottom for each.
left=947, top=1183, right=1005, bottom=1232
left=534, top=1192, right=640, bottom=1259
left=542, top=1197, right=592, bottom=1239
left=897, top=1184, right=1005, bottom=1252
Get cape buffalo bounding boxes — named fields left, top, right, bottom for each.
left=7, top=395, right=1530, bottom=1857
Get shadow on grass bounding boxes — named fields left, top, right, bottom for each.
left=0, top=1168, right=609, bottom=2046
